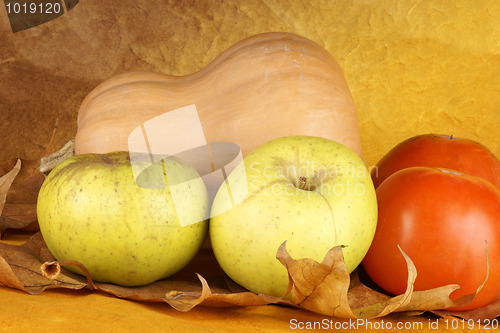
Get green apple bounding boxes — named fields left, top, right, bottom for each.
left=209, top=136, right=377, bottom=296
left=37, top=151, right=209, bottom=286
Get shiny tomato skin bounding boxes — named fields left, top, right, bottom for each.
left=371, top=134, right=500, bottom=190
left=362, top=166, right=500, bottom=311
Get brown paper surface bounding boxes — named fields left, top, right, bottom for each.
left=1, top=0, right=498, bottom=167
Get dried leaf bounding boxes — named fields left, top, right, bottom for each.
left=0, top=158, right=44, bottom=235
left=39, top=139, right=75, bottom=175
left=276, top=242, right=417, bottom=318
left=0, top=232, right=279, bottom=308
left=277, top=242, right=354, bottom=317
left=0, top=255, right=26, bottom=290
left=275, top=242, right=488, bottom=319
left=0, top=232, right=87, bottom=294
left=0, top=204, right=39, bottom=231
left=434, top=295, right=500, bottom=321
left=0, top=232, right=494, bottom=321
left=0, top=232, right=202, bottom=298
left=164, top=274, right=281, bottom=311
left=98, top=279, right=205, bottom=302
left=0, top=159, right=22, bottom=236
left=352, top=244, right=417, bottom=318
left=347, top=270, right=391, bottom=309
left=0, top=159, right=21, bottom=215
left=41, top=260, right=97, bottom=290
left=0, top=121, right=62, bottom=235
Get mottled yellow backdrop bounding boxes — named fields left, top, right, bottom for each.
left=1, top=0, right=498, bottom=167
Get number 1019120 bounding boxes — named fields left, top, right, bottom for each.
left=5, top=2, right=62, bottom=14
left=440, top=318, right=499, bottom=330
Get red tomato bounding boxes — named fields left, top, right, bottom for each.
left=362, top=167, right=500, bottom=311
left=371, top=134, right=500, bottom=190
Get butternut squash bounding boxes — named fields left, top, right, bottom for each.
left=75, top=32, right=363, bottom=158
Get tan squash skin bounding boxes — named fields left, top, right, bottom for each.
left=75, top=32, right=363, bottom=159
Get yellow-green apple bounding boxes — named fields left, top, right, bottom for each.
left=209, top=136, right=377, bottom=296
left=37, top=151, right=209, bottom=286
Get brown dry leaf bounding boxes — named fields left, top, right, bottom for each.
left=276, top=242, right=416, bottom=318
left=0, top=122, right=61, bottom=235
left=0, top=232, right=208, bottom=300
left=434, top=295, right=500, bottom=321
left=40, top=257, right=277, bottom=308
left=0, top=232, right=205, bottom=300
left=347, top=270, right=391, bottom=309
left=97, top=279, right=206, bottom=302
left=0, top=159, right=22, bottom=235
left=277, top=242, right=355, bottom=317
left=0, top=232, right=87, bottom=294
left=164, top=274, right=280, bottom=311
left=0, top=232, right=494, bottom=320
left=0, top=159, right=21, bottom=211
left=276, top=242, right=486, bottom=319
left=0, top=158, right=44, bottom=234
left=0, top=231, right=279, bottom=309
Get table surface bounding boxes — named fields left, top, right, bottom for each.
left=0, top=232, right=490, bottom=332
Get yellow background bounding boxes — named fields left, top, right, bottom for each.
left=1, top=0, right=499, bottom=167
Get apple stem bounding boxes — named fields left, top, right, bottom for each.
left=450, top=134, right=454, bottom=140
left=41, top=259, right=97, bottom=290
left=298, top=176, right=307, bottom=190
left=39, top=139, right=75, bottom=175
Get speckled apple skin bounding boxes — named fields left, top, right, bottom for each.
left=37, top=151, right=208, bottom=286
left=209, top=136, right=377, bottom=297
